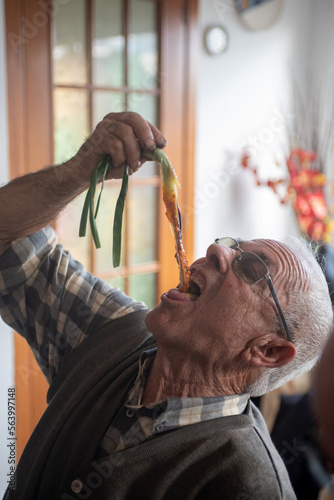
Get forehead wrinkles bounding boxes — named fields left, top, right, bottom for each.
left=251, top=239, right=308, bottom=292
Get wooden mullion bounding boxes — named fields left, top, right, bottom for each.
left=5, top=0, right=27, bottom=179
left=22, top=0, right=52, bottom=453
left=53, top=84, right=160, bottom=96
left=158, top=0, right=197, bottom=297
left=156, top=0, right=162, bottom=128
left=49, top=1, right=56, bottom=166
left=87, top=0, right=96, bottom=275
left=5, top=0, right=53, bottom=459
left=124, top=0, right=129, bottom=109
left=87, top=0, right=93, bottom=127
left=158, top=0, right=180, bottom=296
left=123, top=0, right=129, bottom=294
left=180, top=0, right=197, bottom=267
left=52, top=83, right=91, bottom=91
left=24, top=0, right=52, bottom=173
left=155, top=0, right=162, bottom=305
left=96, top=260, right=160, bottom=280
left=97, top=86, right=160, bottom=94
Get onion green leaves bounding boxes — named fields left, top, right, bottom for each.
left=112, top=164, right=129, bottom=267
left=79, top=148, right=179, bottom=269
left=79, top=155, right=111, bottom=249
left=79, top=154, right=129, bottom=267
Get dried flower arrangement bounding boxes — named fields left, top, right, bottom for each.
left=240, top=81, right=334, bottom=242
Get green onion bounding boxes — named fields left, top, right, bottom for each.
left=112, top=164, right=129, bottom=267
left=79, top=148, right=173, bottom=267
left=79, top=155, right=112, bottom=249
left=144, top=149, right=180, bottom=191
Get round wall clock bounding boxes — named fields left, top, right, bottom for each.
left=204, top=25, right=228, bottom=56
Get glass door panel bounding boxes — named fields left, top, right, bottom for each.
left=93, top=0, right=125, bottom=88
left=128, top=0, right=158, bottom=89
left=129, top=273, right=157, bottom=309
left=92, top=91, right=126, bottom=126
left=127, top=92, right=157, bottom=124
left=128, top=93, right=158, bottom=177
left=53, top=88, right=89, bottom=163
left=53, top=0, right=88, bottom=86
left=94, top=183, right=126, bottom=273
left=56, top=193, right=91, bottom=270
left=129, top=185, right=158, bottom=265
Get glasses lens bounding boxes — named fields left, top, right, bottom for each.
left=215, top=237, right=239, bottom=249
left=233, top=252, right=267, bottom=284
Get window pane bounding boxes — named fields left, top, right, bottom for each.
left=137, top=161, right=158, bottom=178
left=93, top=0, right=125, bottom=87
left=127, top=93, right=158, bottom=177
left=54, top=88, right=89, bottom=164
left=128, top=0, right=158, bottom=89
left=92, top=91, right=125, bottom=127
left=128, top=92, right=157, bottom=125
left=56, top=193, right=91, bottom=270
left=53, top=0, right=87, bottom=85
left=129, top=273, right=157, bottom=308
left=95, top=182, right=126, bottom=273
left=129, top=185, right=158, bottom=265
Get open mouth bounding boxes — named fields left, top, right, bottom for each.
left=164, top=278, right=202, bottom=302
left=187, top=280, right=202, bottom=299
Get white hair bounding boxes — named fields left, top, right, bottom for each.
left=248, top=236, right=334, bottom=397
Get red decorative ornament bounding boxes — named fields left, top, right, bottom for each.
left=240, top=148, right=332, bottom=242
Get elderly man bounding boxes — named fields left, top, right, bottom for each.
left=0, top=112, right=332, bottom=500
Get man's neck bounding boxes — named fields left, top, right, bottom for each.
left=141, top=348, right=248, bottom=405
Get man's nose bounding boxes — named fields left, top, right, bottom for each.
left=205, top=243, right=237, bottom=273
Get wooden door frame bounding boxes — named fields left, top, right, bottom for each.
left=5, top=0, right=198, bottom=459
left=159, top=0, right=197, bottom=291
left=5, top=0, right=53, bottom=460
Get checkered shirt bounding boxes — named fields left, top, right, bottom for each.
left=0, top=226, right=148, bottom=384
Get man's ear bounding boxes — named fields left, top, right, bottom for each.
left=242, top=339, right=297, bottom=368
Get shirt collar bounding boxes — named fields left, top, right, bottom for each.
left=127, top=348, right=157, bottom=407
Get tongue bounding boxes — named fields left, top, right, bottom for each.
left=166, top=288, right=198, bottom=302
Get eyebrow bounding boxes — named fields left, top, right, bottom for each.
left=258, top=252, right=271, bottom=266
left=238, top=239, right=275, bottom=270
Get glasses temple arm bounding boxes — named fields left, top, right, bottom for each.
left=266, top=277, right=293, bottom=343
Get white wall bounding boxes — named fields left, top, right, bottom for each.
left=0, top=0, right=15, bottom=492
left=309, top=0, right=334, bottom=83
left=194, top=0, right=317, bottom=258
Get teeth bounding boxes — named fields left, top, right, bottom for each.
left=190, top=275, right=203, bottom=290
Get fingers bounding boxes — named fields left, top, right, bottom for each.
left=77, top=112, right=167, bottom=178
left=105, top=112, right=167, bottom=151
left=102, top=120, right=142, bottom=171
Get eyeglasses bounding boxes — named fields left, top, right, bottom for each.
left=214, top=237, right=293, bottom=343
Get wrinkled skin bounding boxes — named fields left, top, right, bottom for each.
left=143, top=238, right=298, bottom=403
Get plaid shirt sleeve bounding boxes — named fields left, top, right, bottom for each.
left=0, top=226, right=148, bottom=384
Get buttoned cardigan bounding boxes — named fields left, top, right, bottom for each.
left=4, top=310, right=296, bottom=500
